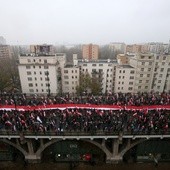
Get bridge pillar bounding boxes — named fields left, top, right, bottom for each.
left=25, top=139, right=41, bottom=163
left=106, top=139, right=122, bottom=164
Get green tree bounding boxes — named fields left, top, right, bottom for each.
left=76, top=72, right=102, bottom=95
left=0, top=58, right=20, bottom=93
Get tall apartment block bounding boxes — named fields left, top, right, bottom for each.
left=0, top=45, right=11, bottom=59
left=82, top=44, right=99, bottom=60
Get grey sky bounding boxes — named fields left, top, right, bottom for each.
left=0, top=0, right=170, bottom=45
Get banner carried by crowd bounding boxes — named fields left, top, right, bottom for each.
left=0, top=104, right=170, bottom=111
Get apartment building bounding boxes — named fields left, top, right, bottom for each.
left=109, top=42, right=126, bottom=53
left=30, top=44, right=54, bottom=55
left=152, top=54, right=170, bottom=92
left=0, top=45, right=11, bottom=58
left=82, top=44, right=99, bottom=60
left=18, top=53, right=66, bottom=95
left=117, top=54, right=129, bottom=65
left=74, top=59, right=118, bottom=93
left=129, top=53, right=155, bottom=93
left=115, top=65, right=135, bottom=93
left=62, top=65, right=79, bottom=94
left=126, top=44, right=149, bottom=54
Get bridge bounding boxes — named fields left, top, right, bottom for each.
left=0, top=130, right=170, bottom=163
left=0, top=103, right=170, bottom=163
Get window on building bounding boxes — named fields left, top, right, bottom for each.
left=145, top=86, right=148, bottom=89
left=119, top=70, right=122, bottom=73
left=83, top=64, right=87, bottom=66
left=122, top=82, right=124, bottom=84
left=41, top=83, right=43, bottom=87
left=149, top=62, right=152, bottom=65
left=92, top=64, right=96, bottom=66
left=141, top=68, right=144, bottom=71
left=118, top=81, right=120, bottom=84
left=40, top=71, right=42, bottom=75
left=162, top=62, right=165, bottom=65
left=64, top=70, right=68, bottom=73
left=160, top=68, right=164, bottom=72
left=27, top=59, right=31, bottom=62
left=122, top=76, right=125, bottom=79
left=44, top=59, right=47, bottom=63
left=36, top=89, right=38, bottom=92
left=140, top=74, right=143, bottom=77
left=39, top=59, right=41, bottom=62
left=141, top=62, right=145, bottom=65
left=28, top=77, right=32, bottom=81
left=159, top=74, right=163, bottom=78
left=119, top=76, right=121, bottom=79
left=123, top=70, right=125, bottom=73
left=130, top=76, right=134, bottom=79
left=28, top=83, right=33, bottom=87
left=39, top=66, right=41, bottom=69
left=118, top=87, right=120, bottom=90
left=157, top=86, right=160, bottom=89
left=34, top=72, right=36, bottom=75
left=64, top=76, right=69, bottom=79
left=35, top=77, right=37, bottom=81
left=29, top=89, right=34, bottom=92
left=44, top=65, right=49, bottom=69
left=99, top=64, right=103, bottom=66
left=26, top=65, right=31, bottom=69
left=33, top=66, right=35, bottom=69
left=147, top=74, right=150, bottom=77
left=146, top=80, right=149, bottom=83
left=148, top=68, right=151, bottom=71
left=129, top=82, right=133, bottom=85
left=156, top=56, right=159, bottom=60
left=130, top=70, right=135, bottom=74
left=128, top=87, right=133, bottom=90
left=139, top=80, right=142, bottom=83
left=65, top=81, right=69, bottom=85
left=27, top=71, right=31, bottom=75
left=163, top=56, right=166, bottom=60
left=40, top=77, right=42, bottom=81
left=158, top=80, right=161, bottom=83
left=45, top=77, right=49, bottom=81
left=138, top=86, right=141, bottom=89
left=42, top=89, right=44, bottom=92
left=35, top=83, right=38, bottom=87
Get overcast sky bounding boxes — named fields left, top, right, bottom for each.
left=0, top=0, right=170, bottom=45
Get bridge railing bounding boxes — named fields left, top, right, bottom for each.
left=0, top=129, right=170, bottom=137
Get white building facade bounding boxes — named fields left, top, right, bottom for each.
left=18, top=53, right=66, bottom=95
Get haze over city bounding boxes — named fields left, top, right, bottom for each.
left=0, top=0, right=170, bottom=45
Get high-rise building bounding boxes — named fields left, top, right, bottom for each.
left=0, top=45, right=11, bottom=58
left=82, top=44, right=99, bottom=60
left=0, top=36, right=6, bottom=45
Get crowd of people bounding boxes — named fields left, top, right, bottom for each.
left=0, top=92, right=169, bottom=135
left=0, top=108, right=169, bottom=135
left=0, top=92, right=170, bottom=106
